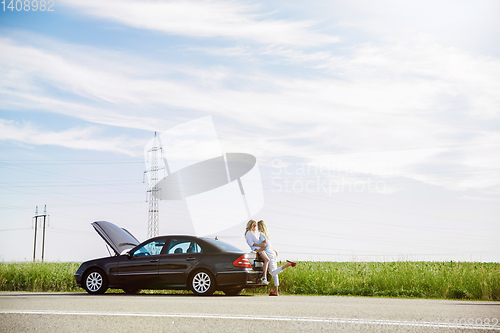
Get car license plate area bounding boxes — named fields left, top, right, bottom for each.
left=254, top=261, right=263, bottom=268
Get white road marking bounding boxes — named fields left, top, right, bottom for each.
left=1, top=310, right=499, bottom=330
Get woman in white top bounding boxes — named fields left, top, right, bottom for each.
left=245, top=220, right=270, bottom=284
left=257, top=219, right=296, bottom=296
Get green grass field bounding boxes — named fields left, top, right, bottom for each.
left=261, top=261, right=500, bottom=300
left=1, top=261, right=499, bottom=300
left=0, top=262, right=81, bottom=293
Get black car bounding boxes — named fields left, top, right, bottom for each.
left=74, top=221, right=266, bottom=296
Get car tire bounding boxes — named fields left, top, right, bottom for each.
left=223, top=288, right=243, bottom=296
left=84, top=269, right=108, bottom=295
left=123, top=288, right=141, bottom=294
left=190, top=270, right=216, bottom=296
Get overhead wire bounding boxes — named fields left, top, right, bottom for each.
left=1, top=145, right=498, bottom=256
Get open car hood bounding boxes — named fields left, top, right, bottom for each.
left=91, top=221, right=140, bottom=256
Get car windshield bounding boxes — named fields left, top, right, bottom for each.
left=203, top=238, right=243, bottom=252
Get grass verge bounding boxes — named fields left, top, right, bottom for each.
left=0, top=262, right=81, bottom=292
left=1, top=261, right=499, bottom=300
left=255, top=261, right=500, bottom=300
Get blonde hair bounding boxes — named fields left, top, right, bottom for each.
left=257, top=220, right=270, bottom=239
left=245, top=220, right=256, bottom=236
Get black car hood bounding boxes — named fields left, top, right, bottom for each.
left=91, top=221, right=140, bottom=256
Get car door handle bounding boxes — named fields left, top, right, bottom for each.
left=186, top=257, right=196, bottom=261
left=150, top=259, right=159, bottom=263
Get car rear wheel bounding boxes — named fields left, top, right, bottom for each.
left=84, top=269, right=108, bottom=295
left=223, top=288, right=243, bottom=296
left=190, top=270, right=216, bottom=296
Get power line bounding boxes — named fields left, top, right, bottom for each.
left=270, top=190, right=499, bottom=227
left=0, top=228, right=32, bottom=232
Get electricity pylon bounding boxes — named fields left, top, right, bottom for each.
left=146, top=132, right=162, bottom=238
left=33, top=205, right=48, bottom=262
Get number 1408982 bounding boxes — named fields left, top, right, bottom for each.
left=2, top=0, right=54, bottom=11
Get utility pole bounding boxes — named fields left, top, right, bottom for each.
left=32, top=205, right=48, bottom=263
left=145, top=132, right=163, bottom=238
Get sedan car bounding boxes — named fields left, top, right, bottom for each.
left=75, top=221, right=266, bottom=296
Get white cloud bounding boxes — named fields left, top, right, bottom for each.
left=62, top=0, right=339, bottom=47
left=328, top=0, right=500, bottom=55
left=1, top=32, right=499, bottom=191
left=0, top=119, right=141, bottom=155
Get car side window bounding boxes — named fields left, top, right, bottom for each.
left=133, top=239, right=166, bottom=257
left=167, top=238, right=202, bottom=254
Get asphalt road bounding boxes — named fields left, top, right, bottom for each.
left=1, top=292, right=499, bottom=332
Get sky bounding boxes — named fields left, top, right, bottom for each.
left=0, top=0, right=499, bottom=263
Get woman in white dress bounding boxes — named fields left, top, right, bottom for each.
left=257, top=220, right=296, bottom=296
left=245, top=220, right=270, bottom=284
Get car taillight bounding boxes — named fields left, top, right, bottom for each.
left=233, top=254, right=252, bottom=268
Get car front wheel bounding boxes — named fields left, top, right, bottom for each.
left=190, top=270, right=216, bottom=296
left=84, top=269, right=108, bottom=295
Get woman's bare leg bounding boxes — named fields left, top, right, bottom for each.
left=260, top=251, right=270, bottom=281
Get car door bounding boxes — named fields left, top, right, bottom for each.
left=118, top=238, right=167, bottom=289
left=158, top=237, right=204, bottom=287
